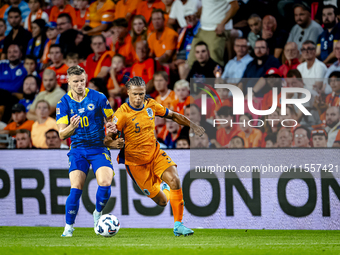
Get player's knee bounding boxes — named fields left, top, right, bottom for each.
left=168, top=175, right=181, bottom=190
left=157, top=198, right=168, bottom=207
left=71, top=183, right=83, bottom=190
left=97, top=179, right=111, bottom=187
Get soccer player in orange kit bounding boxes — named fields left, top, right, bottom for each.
left=104, top=76, right=205, bottom=236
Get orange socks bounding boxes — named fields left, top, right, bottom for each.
left=170, top=188, right=184, bottom=223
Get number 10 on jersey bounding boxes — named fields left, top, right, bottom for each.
left=80, top=116, right=89, bottom=128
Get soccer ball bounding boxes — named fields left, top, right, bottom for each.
left=95, top=214, right=120, bottom=237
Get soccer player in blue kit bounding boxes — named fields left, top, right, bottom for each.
left=56, top=65, right=124, bottom=237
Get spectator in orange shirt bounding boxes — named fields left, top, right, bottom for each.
left=49, top=0, right=77, bottom=26
left=172, top=79, right=193, bottom=114
left=115, top=0, right=141, bottom=24
left=131, top=15, right=148, bottom=43
left=0, top=103, right=34, bottom=136
left=25, top=0, right=49, bottom=32
left=278, top=42, right=300, bottom=78
left=293, top=125, right=311, bottom=147
left=154, top=71, right=176, bottom=109
left=136, top=0, right=165, bottom=31
left=85, top=34, right=113, bottom=82
left=259, top=68, right=282, bottom=111
left=110, top=18, right=135, bottom=66
left=83, top=0, right=115, bottom=36
left=229, top=136, right=245, bottom=148
left=131, top=40, right=162, bottom=88
left=237, top=113, right=263, bottom=148
left=74, top=0, right=89, bottom=30
left=41, top=22, right=59, bottom=65
left=147, top=9, right=178, bottom=64
left=16, top=129, right=35, bottom=149
left=215, top=106, right=241, bottom=147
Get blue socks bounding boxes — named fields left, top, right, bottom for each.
left=65, top=188, right=83, bottom=225
left=96, top=185, right=111, bottom=212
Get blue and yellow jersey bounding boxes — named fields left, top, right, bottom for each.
left=114, top=98, right=169, bottom=166
left=56, top=88, right=113, bottom=149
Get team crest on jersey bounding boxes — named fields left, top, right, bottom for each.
left=146, top=108, right=153, bottom=117
left=87, top=103, right=95, bottom=111
left=16, top=69, right=22, bottom=76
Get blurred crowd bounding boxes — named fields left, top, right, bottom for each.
left=0, top=0, right=340, bottom=149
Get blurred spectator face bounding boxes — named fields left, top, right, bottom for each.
left=239, top=115, right=251, bottom=133
left=326, top=107, right=340, bottom=128
left=0, top=19, right=6, bottom=36
left=277, top=129, right=292, bottom=147
left=229, top=137, right=244, bottom=148
left=268, top=110, right=280, bottom=127
left=218, top=114, right=233, bottom=128
left=184, top=106, right=200, bottom=124
left=73, top=0, right=88, bottom=10
left=185, top=14, right=198, bottom=28
left=7, top=45, right=22, bottom=65
left=265, top=140, right=275, bottom=148
left=175, top=86, right=189, bottom=101
left=8, top=11, right=21, bottom=28
left=166, top=119, right=179, bottom=134
left=192, top=133, right=209, bottom=148
left=151, top=12, right=164, bottom=31
left=12, top=110, right=26, bottom=124
left=24, top=58, right=36, bottom=74
left=46, top=27, right=58, bottom=40
left=155, top=116, right=165, bottom=128
left=28, top=0, right=41, bottom=13
left=111, top=26, right=127, bottom=41
left=335, top=41, right=340, bottom=59
left=154, top=74, right=168, bottom=93
left=45, top=130, right=61, bottom=148
left=294, top=128, right=309, bottom=147
left=23, top=76, right=38, bottom=95
left=43, top=73, right=57, bottom=92
left=294, top=7, right=310, bottom=27
left=111, top=56, right=125, bottom=72
left=36, top=101, right=49, bottom=119
left=16, top=133, right=32, bottom=149
left=195, top=45, right=209, bottom=64
left=262, top=15, right=277, bottom=33
left=301, top=43, right=316, bottom=61
left=322, top=7, right=336, bottom=28
left=136, top=41, right=148, bottom=62
left=53, top=0, right=64, bottom=8
left=312, top=135, right=327, bottom=147
left=329, top=75, right=340, bottom=94
left=66, top=58, right=78, bottom=67
left=284, top=42, right=299, bottom=61
left=176, top=139, right=190, bottom=149
left=50, top=46, right=63, bottom=64
left=31, top=22, right=41, bottom=38
left=133, top=17, right=146, bottom=35
left=10, top=0, right=21, bottom=5
left=57, top=16, right=72, bottom=33
left=248, top=17, right=261, bottom=35
left=91, top=36, right=106, bottom=55
left=216, top=88, right=229, bottom=100
left=234, top=38, right=248, bottom=59
left=163, top=0, right=173, bottom=6
left=286, top=75, right=304, bottom=88
left=254, top=40, right=268, bottom=58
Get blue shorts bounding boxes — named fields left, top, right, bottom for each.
left=67, top=147, right=113, bottom=175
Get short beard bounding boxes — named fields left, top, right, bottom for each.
left=324, top=20, right=336, bottom=29
left=23, top=92, right=36, bottom=100
left=9, top=59, right=20, bottom=66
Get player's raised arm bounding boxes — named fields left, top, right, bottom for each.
left=165, top=109, right=205, bottom=137
left=57, top=114, right=80, bottom=140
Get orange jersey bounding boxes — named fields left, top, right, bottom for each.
left=147, top=27, right=178, bottom=58
left=41, top=64, right=69, bottom=91
left=155, top=89, right=176, bottom=110
left=115, top=0, right=141, bottom=19
left=216, top=126, right=241, bottom=147
left=172, top=96, right=194, bottom=115
left=114, top=98, right=169, bottom=166
left=335, top=130, right=340, bottom=142
left=86, top=0, right=115, bottom=29
left=49, top=5, right=77, bottom=26
left=136, top=0, right=165, bottom=27
left=262, top=90, right=282, bottom=110
left=75, top=8, right=89, bottom=29
left=131, top=58, right=161, bottom=84
left=4, top=120, right=35, bottom=133
left=111, top=34, right=135, bottom=66
left=0, top=4, right=9, bottom=18
left=41, top=40, right=52, bottom=64
left=238, top=128, right=263, bottom=148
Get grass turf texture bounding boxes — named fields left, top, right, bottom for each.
left=0, top=227, right=339, bottom=255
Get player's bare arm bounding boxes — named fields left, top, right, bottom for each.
left=165, top=110, right=205, bottom=137
left=57, top=114, right=80, bottom=140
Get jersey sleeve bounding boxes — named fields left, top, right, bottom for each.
left=113, top=109, right=126, bottom=132
left=101, top=7, right=115, bottom=24
left=154, top=100, right=169, bottom=117
left=98, top=93, right=114, bottom=119
left=56, top=99, right=69, bottom=125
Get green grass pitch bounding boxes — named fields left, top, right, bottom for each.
left=0, top=227, right=340, bottom=255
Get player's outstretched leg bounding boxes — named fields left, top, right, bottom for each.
left=161, top=166, right=194, bottom=237
left=61, top=188, right=83, bottom=237
left=93, top=167, right=113, bottom=234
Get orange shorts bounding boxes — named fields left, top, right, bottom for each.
left=125, top=149, right=176, bottom=198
